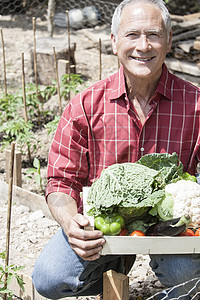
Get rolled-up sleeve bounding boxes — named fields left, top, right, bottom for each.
left=46, top=96, right=89, bottom=210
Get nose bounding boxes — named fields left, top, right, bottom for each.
left=136, top=35, right=151, bottom=52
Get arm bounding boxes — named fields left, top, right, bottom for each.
left=47, top=192, right=105, bottom=261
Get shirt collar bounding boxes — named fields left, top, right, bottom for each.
left=109, top=63, right=173, bottom=102
left=109, top=65, right=127, bottom=101
left=155, top=63, right=173, bottom=101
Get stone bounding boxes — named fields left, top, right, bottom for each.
left=30, top=37, right=76, bottom=85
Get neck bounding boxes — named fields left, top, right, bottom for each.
left=127, top=77, right=159, bottom=104
left=124, top=69, right=161, bottom=104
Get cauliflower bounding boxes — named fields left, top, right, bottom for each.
left=158, top=180, right=200, bottom=228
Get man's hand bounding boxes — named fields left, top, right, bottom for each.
left=66, top=214, right=105, bottom=260
left=47, top=192, right=105, bottom=261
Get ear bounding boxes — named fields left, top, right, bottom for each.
left=167, top=30, right=173, bottom=53
left=111, top=33, right=118, bottom=55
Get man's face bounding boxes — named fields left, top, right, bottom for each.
left=112, top=2, right=172, bottom=82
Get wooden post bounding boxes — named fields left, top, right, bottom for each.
left=57, top=59, right=69, bottom=83
left=103, top=270, right=129, bottom=300
left=5, top=149, right=22, bottom=187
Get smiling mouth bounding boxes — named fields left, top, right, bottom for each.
left=133, top=57, right=155, bottom=62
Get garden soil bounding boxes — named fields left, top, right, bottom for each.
left=0, top=12, right=197, bottom=299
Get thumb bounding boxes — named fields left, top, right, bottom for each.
left=73, top=213, right=90, bottom=227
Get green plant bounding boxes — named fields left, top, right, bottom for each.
left=0, top=251, right=25, bottom=300
left=59, top=73, right=84, bottom=100
left=25, top=157, right=43, bottom=192
left=0, top=93, right=23, bottom=124
left=0, top=118, right=39, bottom=160
left=45, top=115, right=60, bottom=135
left=20, top=83, right=56, bottom=122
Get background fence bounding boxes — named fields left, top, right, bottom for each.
left=0, top=0, right=119, bottom=29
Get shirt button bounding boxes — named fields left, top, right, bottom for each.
left=140, top=147, right=144, bottom=152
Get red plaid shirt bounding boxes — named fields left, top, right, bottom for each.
left=46, top=64, right=200, bottom=212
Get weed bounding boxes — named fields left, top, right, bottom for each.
left=45, top=115, right=60, bottom=135
left=0, top=118, right=39, bottom=161
left=25, top=157, right=43, bottom=193
left=0, top=251, right=25, bottom=300
left=60, top=73, right=84, bottom=100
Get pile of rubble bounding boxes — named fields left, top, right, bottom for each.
left=166, top=12, right=200, bottom=86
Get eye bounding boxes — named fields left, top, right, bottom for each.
left=126, top=32, right=138, bottom=38
left=148, top=32, right=160, bottom=38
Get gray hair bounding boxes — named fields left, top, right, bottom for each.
left=111, top=0, right=171, bottom=39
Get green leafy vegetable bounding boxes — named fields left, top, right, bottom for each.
left=87, top=153, right=183, bottom=224
left=136, top=152, right=183, bottom=184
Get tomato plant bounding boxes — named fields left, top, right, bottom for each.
left=179, top=229, right=195, bottom=236
left=130, top=230, right=145, bottom=237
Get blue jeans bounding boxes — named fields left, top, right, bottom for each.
left=32, top=229, right=200, bottom=299
left=149, top=254, right=200, bottom=299
left=32, top=229, right=130, bottom=298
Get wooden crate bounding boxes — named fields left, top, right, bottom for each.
left=83, top=187, right=200, bottom=255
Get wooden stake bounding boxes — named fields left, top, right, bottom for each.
left=0, top=28, right=7, bottom=96
left=4, top=142, right=15, bottom=300
left=32, top=17, right=41, bottom=124
left=103, top=270, right=129, bottom=300
left=21, top=52, right=28, bottom=124
left=47, top=0, right=55, bottom=37
left=53, top=46, right=62, bottom=116
left=99, top=38, right=102, bottom=80
left=21, top=52, right=31, bottom=162
left=66, top=10, right=71, bottom=101
left=32, top=17, right=38, bottom=92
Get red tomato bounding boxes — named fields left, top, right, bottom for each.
left=195, top=228, right=200, bottom=236
left=130, top=230, right=145, bottom=237
left=119, top=228, right=129, bottom=236
left=179, top=229, right=195, bottom=236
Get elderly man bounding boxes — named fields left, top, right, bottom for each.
left=32, top=0, right=200, bottom=298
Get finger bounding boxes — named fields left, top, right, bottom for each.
left=71, top=245, right=103, bottom=260
left=78, top=228, right=104, bottom=240
left=68, top=222, right=103, bottom=241
left=69, top=236, right=105, bottom=250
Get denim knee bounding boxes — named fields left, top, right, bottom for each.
left=149, top=254, right=200, bottom=288
left=31, top=229, right=88, bottom=299
left=32, top=262, right=60, bottom=299
left=32, top=257, right=85, bottom=299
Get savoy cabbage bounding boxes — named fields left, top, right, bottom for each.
left=87, top=152, right=183, bottom=222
